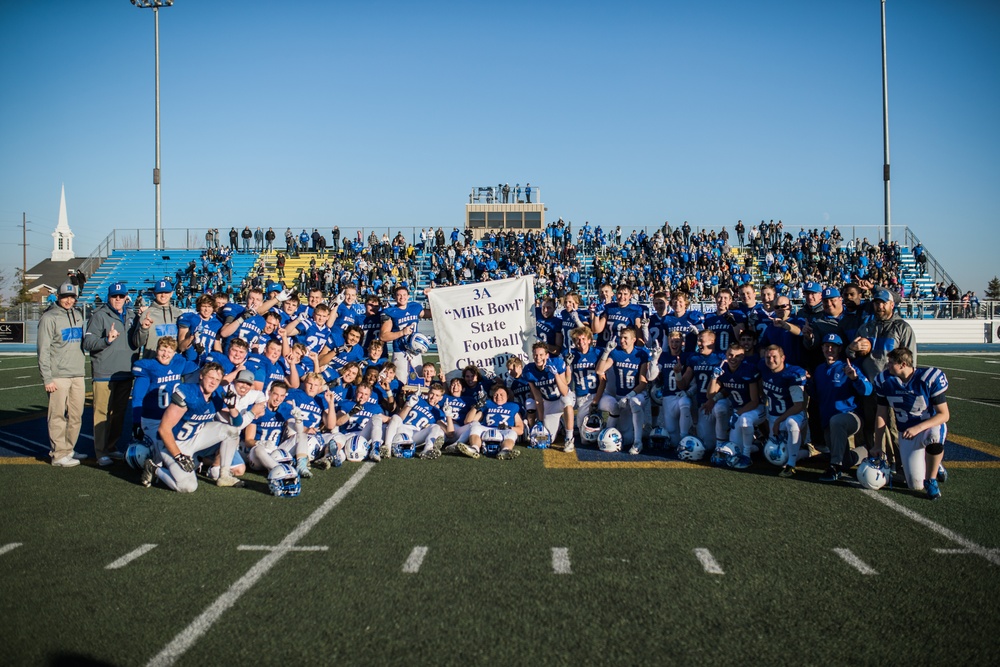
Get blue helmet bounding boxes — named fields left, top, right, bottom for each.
left=407, top=333, right=431, bottom=355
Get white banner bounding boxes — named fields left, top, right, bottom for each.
left=427, top=276, right=536, bottom=379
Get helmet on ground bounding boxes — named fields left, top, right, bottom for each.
left=306, top=434, right=326, bottom=461
left=125, top=442, right=151, bottom=470
left=345, top=435, right=369, bottom=462
left=267, top=463, right=301, bottom=497
left=407, top=332, right=431, bottom=355
left=677, top=435, right=706, bottom=461
left=857, top=457, right=889, bottom=490
left=528, top=423, right=551, bottom=449
left=392, top=432, right=416, bottom=459
left=598, top=427, right=623, bottom=453
left=582, top=413, right=605, bottom=445
left=763, top=435, right=788, bottom=467
left=650, top=427, right=669, bottom=449
left=727, top=453, right=752, bottom=470
left=711, top=441, right=738, bottom=467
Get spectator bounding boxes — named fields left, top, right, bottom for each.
left=38, top=281, right=87, bottom=467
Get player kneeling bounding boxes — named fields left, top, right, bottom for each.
left=873, top=347, right=950, bottom=500
left=383, top=382, right=452, bottom=460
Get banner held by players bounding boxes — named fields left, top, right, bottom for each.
left=427, top=276, right=536, bottom=380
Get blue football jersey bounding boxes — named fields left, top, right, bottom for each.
left=402, top=398, right=446, bottom=430
left=687, top=351, right=727, bottom=403
left=522, top=358, right=567, bottom=401
left=131, top=355, right=200, bottom=422
left=716, top=359, right=761, bottom=409
left=479, top=400, right=520, bottom=429
left=252, top=406, right=288, bottom=447
left=169, top=382, right=226, bottom=441
left=760, top=364, right=808, bottom=417
left=703, top=310, right=745, bottom=352
left=280, top=389, right=330, bottom=431
left=607, top=346, right=651, bottom=397
left=873, top=366, right=948, bottom=431
left=381, top=302, right=424, bottom=353
left=568, top=347, right=600, bottom=397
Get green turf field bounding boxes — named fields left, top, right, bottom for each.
left=2, top=353, right=999, bottom=666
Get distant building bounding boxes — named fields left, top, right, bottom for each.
left=23, top=184, right=84, bottom=303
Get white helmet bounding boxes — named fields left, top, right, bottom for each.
left=125, top=442, right=151, bottom=470
left=267, top=463, right=301, bottom=498
left=481, top=428, right=504, bottom=456
left=528, top=423, right=551, bottom=449
left=711, top=441, right=737, bottom=467
left=650, top=427, right=670, bottom=449
left=345, top=435, right=369, bottom=462
left=677, top=435, right=706, bottom=461
left=650, top=385, right=664, bottom=406
left=581, top=413, right=605, bottom=444
left=270, top=447, right=293, bottom=466
left=763, top=435, right=788, bottom=467
left=305, top=434, right=326, bottom=461
left=407, top=332, right=431, bottom=355
left=391, top=432, right=416, bottom=459
left=857, top=457, right=889, bottom=490
left=598, top=427, right=623, bottom=453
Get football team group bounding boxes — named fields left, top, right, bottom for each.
left=36, top=275, right=949, bottom=499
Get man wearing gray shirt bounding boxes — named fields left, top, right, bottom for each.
left=37, top=282, right=86, bottom=467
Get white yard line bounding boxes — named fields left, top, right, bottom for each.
left=147, top=463, right=373, bottom=667
left=832, top=548, right=878, bottom=575
left=932, top=366, right=1000, bottom=377
left=551, top=547, right=572, bottom=574
left=946, top=396, right=1000, bottom=409
left=861, top=489, right=1000, bottom=566
left=402, top=546, right=429, bottom=573
left=237, top=545, right=329, bottom=552
left=0, top=542, right=23, bottom=557
left=106, top=544, right=158, bottom=570
left=0, top=383, right=43, bottom=392
left=693, top=548, right=724, bottom=575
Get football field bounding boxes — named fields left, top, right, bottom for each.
left=2, top=353, right=1000, bottom=665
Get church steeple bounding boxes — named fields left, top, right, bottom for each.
left=51, top=183, right=75, bottom=261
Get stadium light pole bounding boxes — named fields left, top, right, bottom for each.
left=130, top=0, right=173, bottom=251
left=881, top=0, right=891, bottom=244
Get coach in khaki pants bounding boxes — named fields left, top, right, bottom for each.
left=83, top=282, right=140, bottom=466
left=37, top=282, right=87, bottom=466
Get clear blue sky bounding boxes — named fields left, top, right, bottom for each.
left=1, top=0, right=997, bottom=295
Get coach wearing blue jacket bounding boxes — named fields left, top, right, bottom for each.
left=83, top=282, right=141, bottom=466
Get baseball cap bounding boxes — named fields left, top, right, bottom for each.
left=872, top=288, right=893, bottom=303
left=154, top=280, right=174, bottom=294
left=58, top=282, right=78, bottom=297
left=265, top=281, right=281, bottom=293
left=234, top=370, right=256, bottom=385
left=821, top=287, right=841, bottom=300
left=107, top=282, right=128, bottom=298
left=822, top=333, right=844, bottom=346
left=803, top=281, right=822, bottom=293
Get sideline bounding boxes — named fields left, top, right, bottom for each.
left=146, top=464, right=373, bottom=667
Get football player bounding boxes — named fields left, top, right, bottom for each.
left=873, top=347, right=949, bottom=499
left=707, top=342, right=765, bottom=459
left=447, top=383, right=523, bottom=460
left=176, top=295, right=222, bottom=362
left=382, top=382, right=451, bottom=459
left=703, top=288, right=745, bottom=353
left=283, top=371, right=339, bottom=475
left=593, top=284, right=645, bottom=346
left=595, top=326, right=650, bottom=454
left=130, top=336, right=200, bottom=446
left=760, top=344, right=809, bottom=477
left=559, top=293, right=592, bottom=356
left=566, top=326, right=600, bottom=442
left=332, top=382, right=389, bottom=464
left=523, top=342, right=574, bottom=451
left=678, top=329, right=727, bottom=452
left=380, top=284, right=432, bottom=382
left=535, top=297, right=563, bottom=350
left=145, top=363, right=246, bottom=491
left=656, top=331, right=693, bottom=447
left=243, top=380, right=291, bottom=473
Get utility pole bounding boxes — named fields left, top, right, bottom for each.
left=21, top=212, right=27, bottom=291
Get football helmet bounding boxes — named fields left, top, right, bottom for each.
left=711, top=441, right=738, bottom=467
left=598, top=427, right=623, bottom=453
left=125, top=442, right=151, bottom=470
left=857, top=457, right=889, bottom=490
left=677, top=435, right=706, bottom=461
left=581, top=413, right=605, bottom=445
left=391, top=432, right=416, bottom=459
left=650, top=385, right=664, bottom=406
left=763, top=435, right=788, bottom=467
left=528, top=423, right=551, bottom=449
left=267, top=463, right=301, bottom=497
left=407, top=332, right=431, bottom=355
left=649, top=426, right=669, bottom=449
left=345, top=435, right=369, bottom=462
left=727, top=453, right=752, bottom=470
left=270, top=447, right=293, bottom=466
left=306, top=434, right=326, bottom=461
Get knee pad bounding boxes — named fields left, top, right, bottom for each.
left=926, top=441, right=944, bottom=456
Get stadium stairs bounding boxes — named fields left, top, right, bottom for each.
left=81, top=249, right=260, bottom=304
